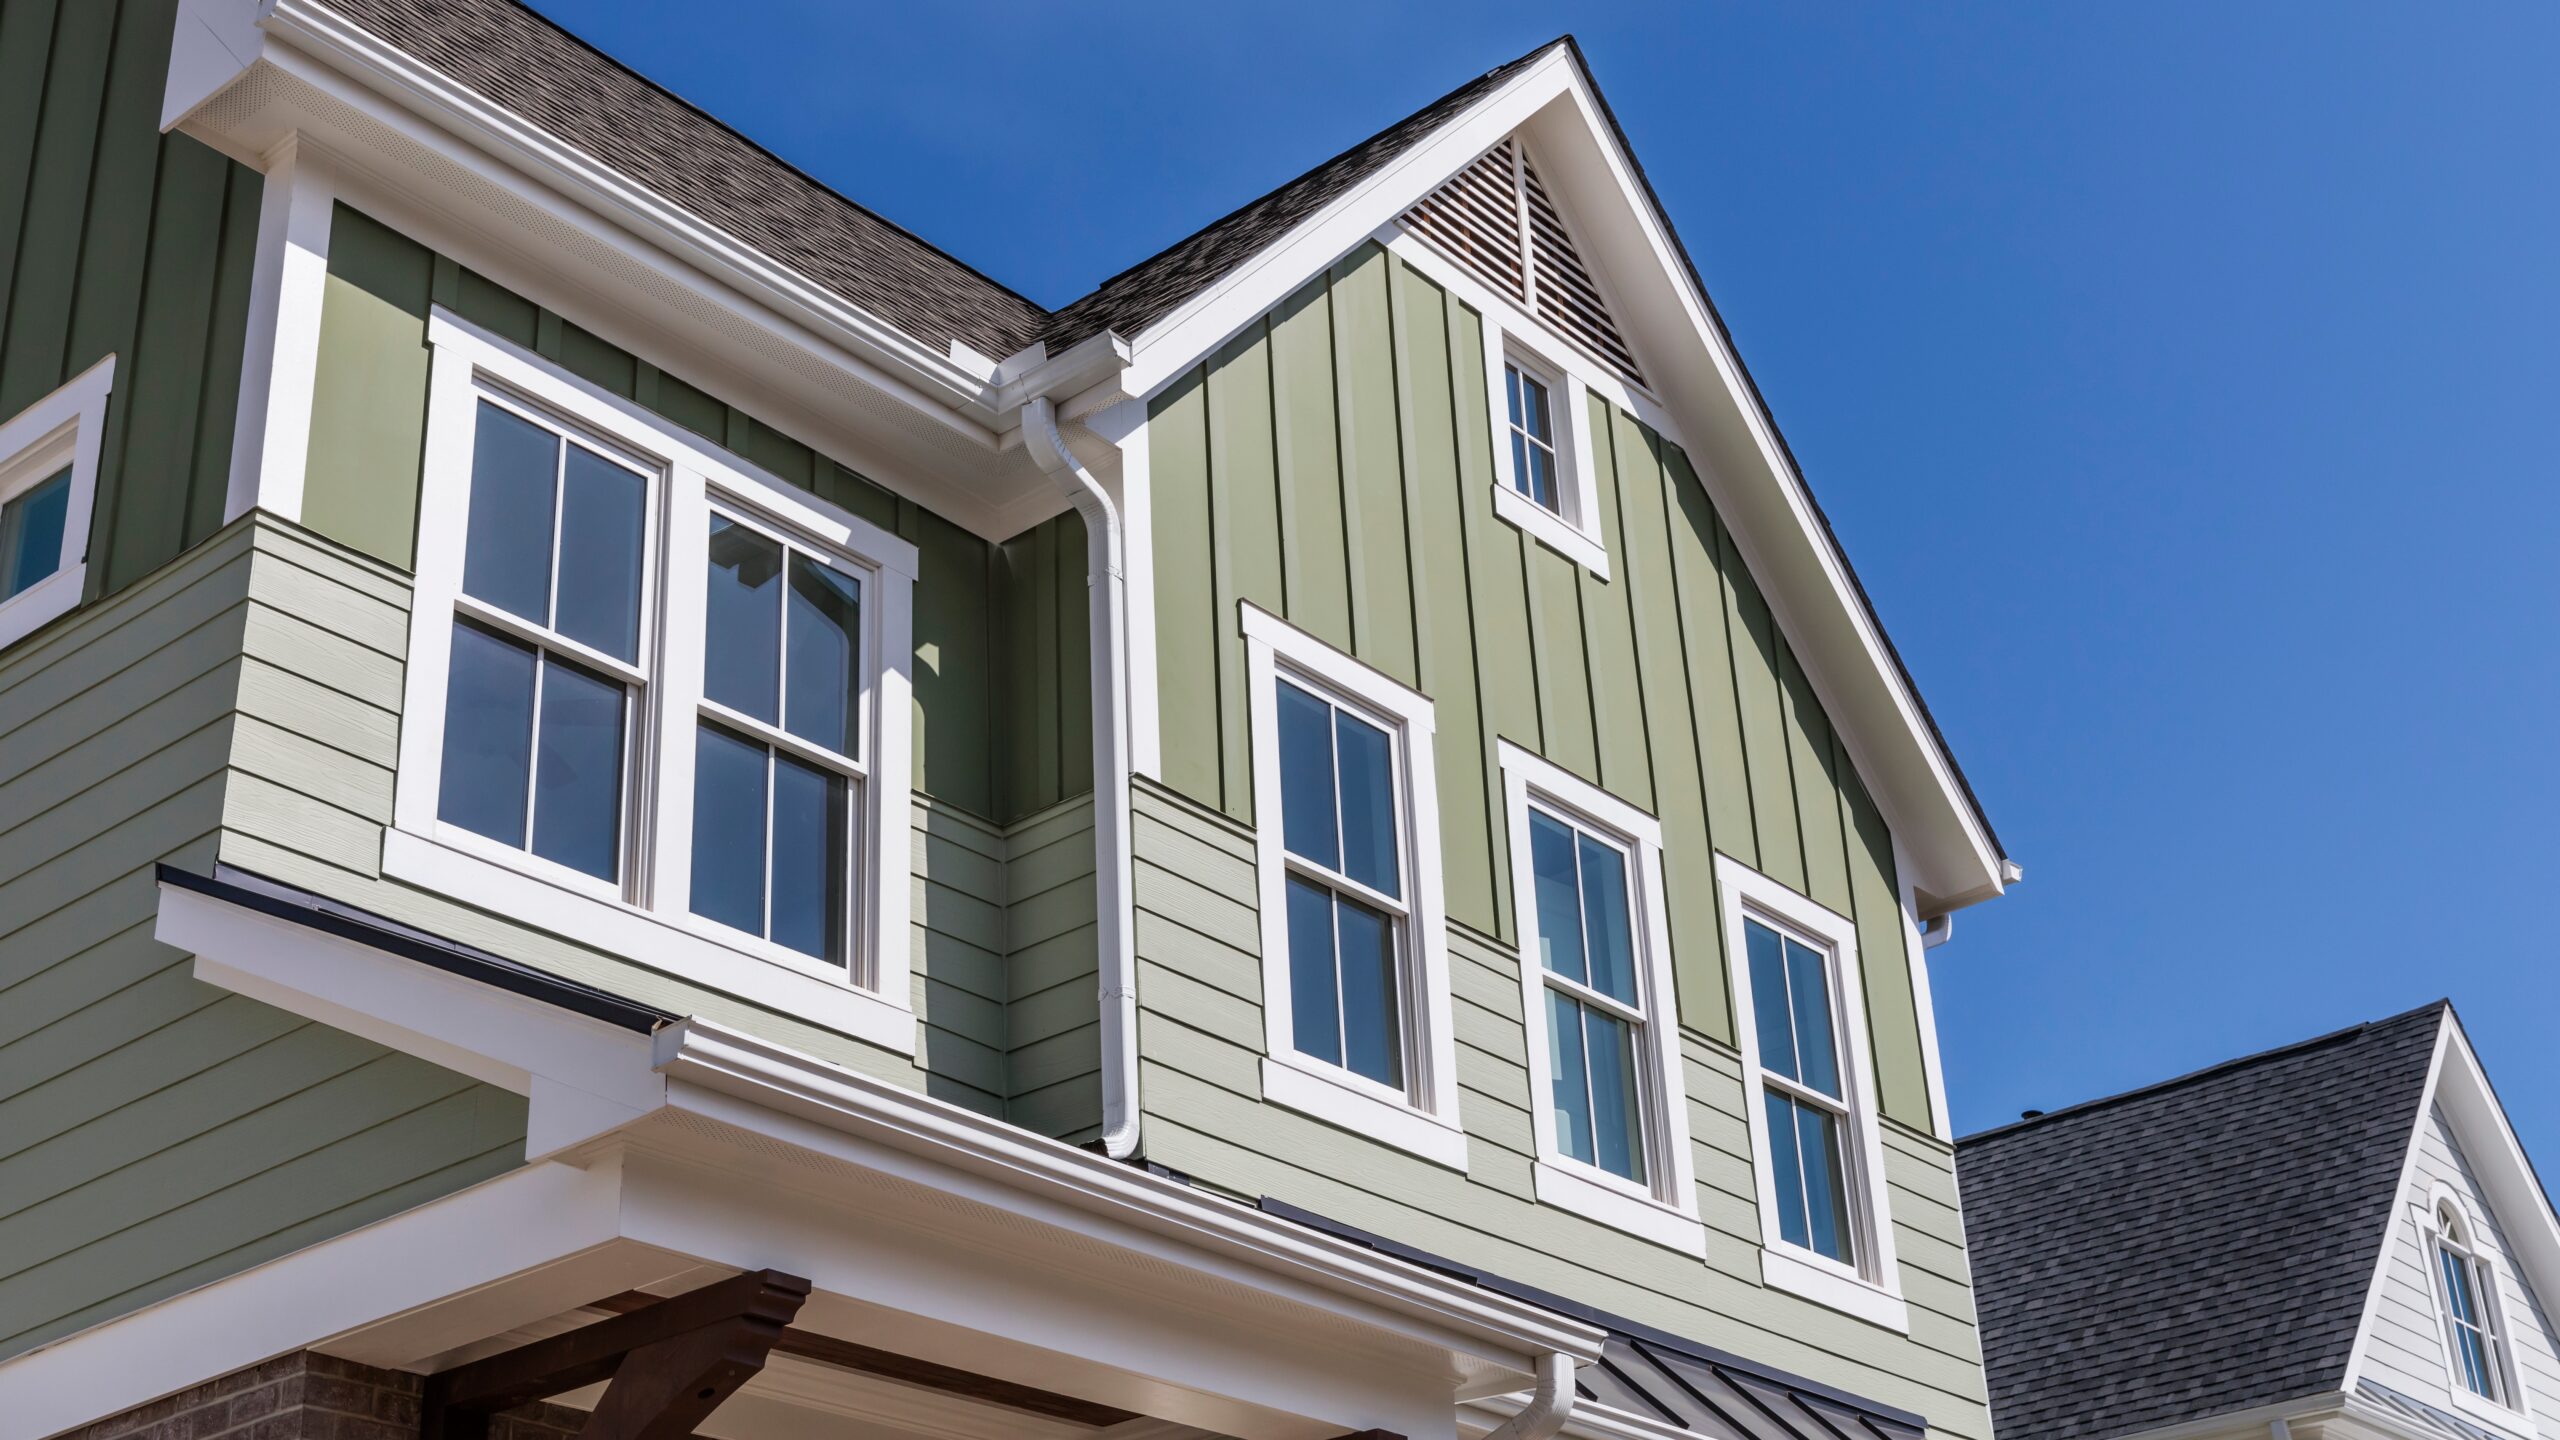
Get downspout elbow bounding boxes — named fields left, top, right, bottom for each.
left=1022, top=396, right=1140, bottom=1161
left=1484, top=1352, right=1577, bottom=1440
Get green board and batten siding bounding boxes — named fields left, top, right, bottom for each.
left=1137, top=244, right=1980, bottom=1434
left=1146, top=242, right=1930, bottom=1112
left=0, top=0, right=264, bottom=607
left=0, top=524, right=527, bottom=1361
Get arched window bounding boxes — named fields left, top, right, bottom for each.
left=2435, top=1201, right=2512, bottom=1405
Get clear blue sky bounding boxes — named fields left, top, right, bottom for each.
left=525, top=1, right=2560, bottom=1155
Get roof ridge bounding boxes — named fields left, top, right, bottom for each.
left=1061, top=35, right=1571, bottom=302
left=502, top=0, right=1049, bottom=318
left=1957, top=999, right=2450, bottom=1145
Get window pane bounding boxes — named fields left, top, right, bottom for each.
left=1795, top=1100, right=1853, bottom=1262
left=1577, top=833, right=1637, bottom=1005
left=1529, top=811, right=1586, bottom=985
left=1747, top=920, right=1797, bottom=1083
left=438, top=621, right=537, bottom=846
left=554, top=445, right=646, bottom=662
left=1505, top=365, right=1525, bottom=430
left=1276, top=681, right=1339, bottom=870
left=1521, top=374, right=1551, bottom=441
left=1548, top=990, right=1594, bottom=1166
left=462, top=402, right=559, bottom=623
left=785, top=553, right=862, bottom=755
left=705, top=516, right=782, bottom=722
left=1336, top=895, right=1402, bottom=1089
left=0, top=466, right=69, bottom=598
left=690, top=723, right=768, bottom=936
left=2442, top=1247, right=2479, bottom=1324
left=769, top=751, right=848, bottom=962
left=1335, top=709, right=1398, bottom=898
left=1286, top=876, right=1341, bottom=1066
left=530, top=656, right=624, bottom=881
left=1510, top=432, right=1534, bottom=500
left=1584, top=1006, right=1646, bottom=1182
left=1783, top=936, right=1840, bottom=1097
left=1765, top=1090, right=1810, bottom=1249
left=1527, top=443, right=1556, bottom=510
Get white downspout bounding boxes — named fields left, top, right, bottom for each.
left=1484, top=1352, right=1577, bottom=1440
left=1021, top=395, right=1141, bottom=1160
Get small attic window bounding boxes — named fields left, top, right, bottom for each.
left=2433, top=1200, right=2515, bottom=1407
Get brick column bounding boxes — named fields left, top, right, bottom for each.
left=56, top=1353, right=592, bottom=1440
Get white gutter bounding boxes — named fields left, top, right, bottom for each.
left=1482, top=1352, right=1577, bottom=1440
left=1020, top=395, right=1141, bottom=1160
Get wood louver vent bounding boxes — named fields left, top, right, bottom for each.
left=1399, top=136, right=1645, bottom=386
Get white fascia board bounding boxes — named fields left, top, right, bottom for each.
left=1115, top=45, right=2007, bottom=911
left=2341, top=1012, right=2453, bottom=1393
left=650, top=1018, right=1606, bottom=1369
left=256, top=0, right=999, bottom=422
left=0, top=1160, right=626, bottom=1440
left=155, top=879, right=666, bottom=1158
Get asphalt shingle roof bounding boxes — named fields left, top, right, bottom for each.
left=1956, top=1003, right=2448, bottom=1440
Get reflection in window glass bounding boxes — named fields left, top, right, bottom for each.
left=1531, top=806, right=1648, bottom=1184
left=770, top=750, right=849, bottom=962
left=1748, top=917, right=1855, bottom=1263
left=439, top=620, right=537, bottom=847
left=705, top=516, right=782, bottom=722
left=554, top=445, right=647, bottom=662
left=1273, top=676, right=1408, bottom=1091
left=461, top=402, right=558, bottom=623
left=0, top=466, right=69, bottom=600
left=690, top=723, right=767, bottom=938
left=530, top=656, right=624, bottom=880
left=784, top=553, right=860, bottom=755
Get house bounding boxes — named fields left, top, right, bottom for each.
left=1959, top=1003, right=2560, bottom=1440
left=0, top=1, right=2019, bottom=1437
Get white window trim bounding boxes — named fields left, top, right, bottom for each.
left=1243, top=603, right=1466, bottom=1172
left=390, top=308, right=918, bottom=1053
left=1499, top=741, right=1702, bottom=1255
left=0, top=354, right=114, bottom=651
left=2421, top=1184, right=2535, bottom=1434
left=1717, top=853, right=1908, bottom=1331
left=1382, top=225, right=1634, bottom=582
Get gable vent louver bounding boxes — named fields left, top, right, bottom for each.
left=1400, top=136, right=1646, bottom=387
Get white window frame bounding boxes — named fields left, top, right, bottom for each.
left=0, top=354, right=113, bottom=651
left=1380, top=226, right=1614, bottom=580
left=1244, top=603, right=1465, bottom=1171
left=1717, top=853, right=1907, bottom=1330
left=1499, top=741, right=1701, bottom=1254
left=389, top=309, right=917, bottom=1052
left=2423, top=1184, right=2532, bottom=1431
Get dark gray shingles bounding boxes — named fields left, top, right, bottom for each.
left=1036, top=43, right=1559, bottom=349
left=324, top=0, right=1051, bottom=358
left=1957, top=1004, right=2448, bottom=1440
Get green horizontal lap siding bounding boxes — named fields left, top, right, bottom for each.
left=300, top=207, right=1095, bottom=825
left=213, top=521, right=1009, bottom=1113
left=1001, top=795, right=1101, bottom=1143
left=0, top=0, right=263, bottom=608
left=1141, top=242, right=1932, bottom=1130
left=0, top=523, right=526, bottom=1360
left=1130, top=781, right=1988, bottom=1439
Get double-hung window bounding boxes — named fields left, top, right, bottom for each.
left=1500, top=742, right=1700, bottom=1254
left=2427, top=1192, right=2522, bottom=1416
left=1244, top=605, right=1464, bottom=1170
left=0, top=355, right=112, bottom=651
left=391, top=311, right=916, bottom=1050
left=1504, top=362, right=1562, bottom=514
left=1718, top=855, right=1906, bottom=1329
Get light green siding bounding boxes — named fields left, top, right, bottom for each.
left=0, top=523, right=525, bottom=1361
left=1130, top=781, right=1987, bottom=1438
left=0, top=0, right=262, bottom=606
left=298, top=203, right=1092, bottom=829
left=1143, top=243, right=1929, bottom=1126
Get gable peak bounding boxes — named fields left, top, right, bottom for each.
left=1399, top=134, right=1646, bottom=387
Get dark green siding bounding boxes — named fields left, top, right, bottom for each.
left=1145, top=243, right=1932, bottom=1131
left=298, top=204, right=1092, bottom=826
left=0, top=0, right=262, bottom=605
